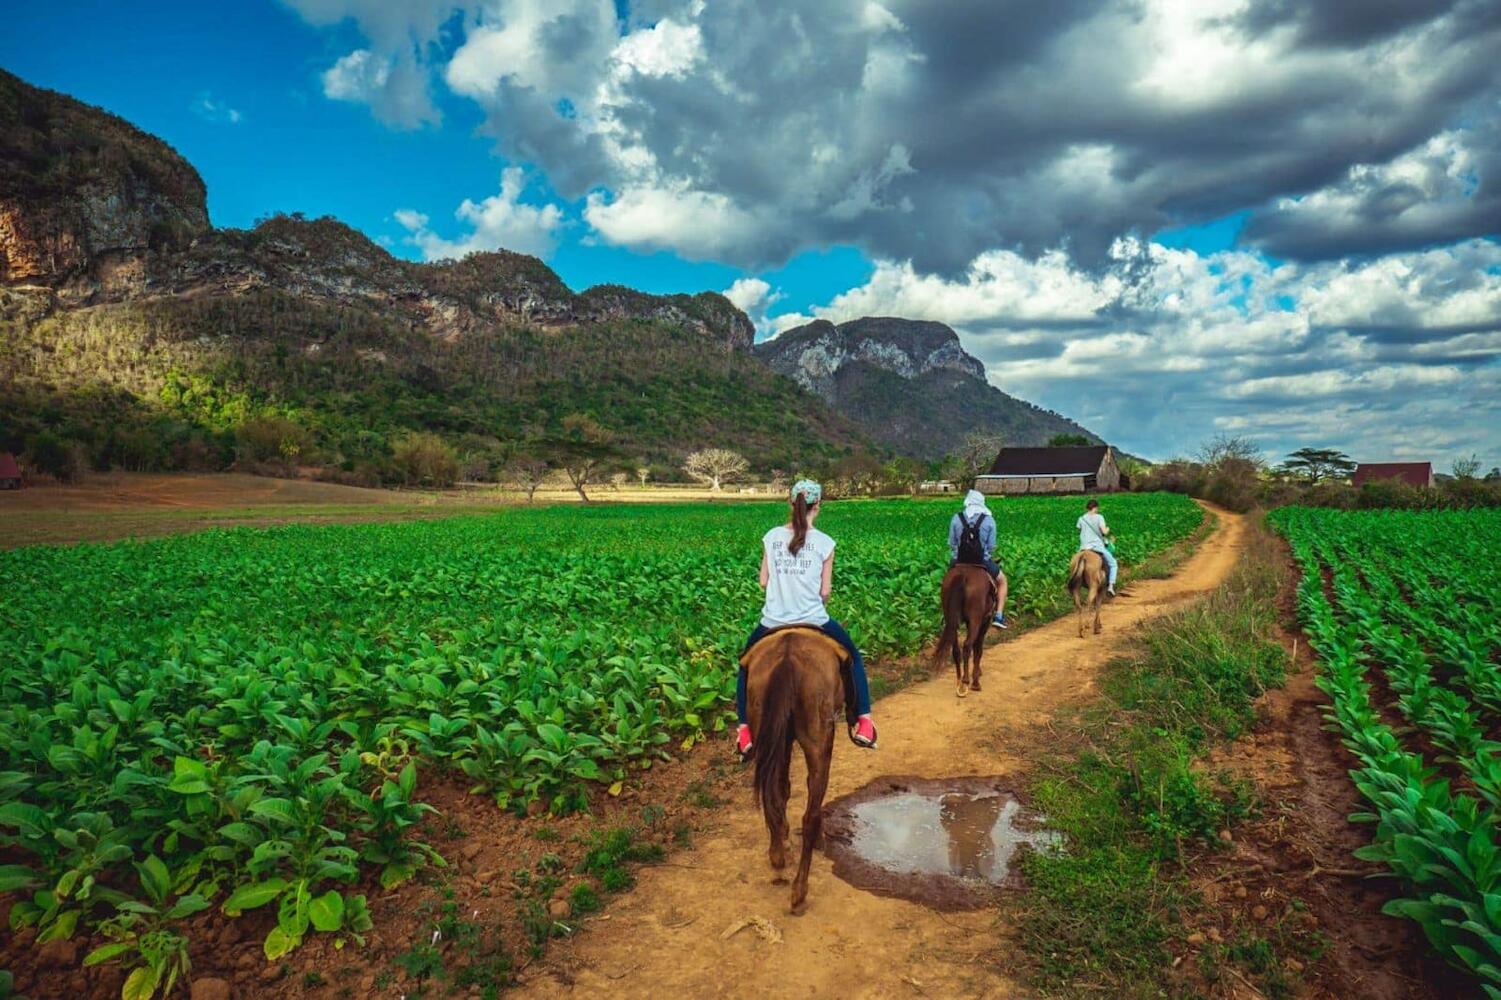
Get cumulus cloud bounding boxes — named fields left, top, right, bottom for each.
left=722, top=277, right=785, bottom=335
left=321, top=48, right=439, bottom=128
left=760, top=238, right=1501, bottom=464
left=1245, top=124, right=1501, bottom=259
left=396, top=167, right=565, bottom=260
left=285, top=0, right=1501, bottom=271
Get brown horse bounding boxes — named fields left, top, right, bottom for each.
left=1067, top=550, right=1107, bottom=637
left=744, top=628, right=854, bottom=914
left=934, top=564, right=996, bottom=697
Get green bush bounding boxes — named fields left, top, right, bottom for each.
left=24, top=430, right=87, bottom=482
left=390, top=431, right=459, bottom=487
left=236, top=415, right=311, bottom=464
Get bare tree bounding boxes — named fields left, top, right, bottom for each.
left=944, top=432, right=1004, bottom=490
left=636, top=466, right=650, bottom=488
left=684, top=448, right=749, bottom=491
left=505, top=455, right=548, bottom=502
left=1453, top=454, right=1481, bottom=480
left=1197, top=433, right=1265, bottom=470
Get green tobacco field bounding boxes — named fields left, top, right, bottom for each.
left=1274, top=507, right=1501, bottom=997
left=0, top=494, right=1199, bottom=991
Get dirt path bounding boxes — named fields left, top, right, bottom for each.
left=526, top=507, right=1247, bottom=998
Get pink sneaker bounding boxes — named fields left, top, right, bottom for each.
left=736, top=724, right=753, bottom=759
left=852, top=716, right=877, bottom=749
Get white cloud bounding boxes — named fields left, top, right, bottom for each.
left=722, top=277, right=786, bottom=336
left=612, top=18, right=703, bottom=78
left=583, top=183, right=769, bottom=260
left=396, top=168, right=565, bottom=260
left=191, top=92, right=242, bottom=124
left=321, top=49, right=439, bottom=129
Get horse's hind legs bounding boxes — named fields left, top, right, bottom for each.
left=790, top=732, right=832, bottom=915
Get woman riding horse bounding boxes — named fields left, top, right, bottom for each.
left=735, top=479, right=877, bottom=759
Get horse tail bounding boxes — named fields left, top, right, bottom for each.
left=1067, top=551, right=1088, bottom=593
left=932, top=573, right=964, bottom=666
left=752, top=657, right=797, bottom=825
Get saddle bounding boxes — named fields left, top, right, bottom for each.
left=740, top=626, right=861, bottom=744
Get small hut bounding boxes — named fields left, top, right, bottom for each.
left=0, top=452, right=21, bottom=490
left=975, top=445, right=1119, bottom=495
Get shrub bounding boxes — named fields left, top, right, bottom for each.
left=24, top=430, right=88, bottom=483
left=1203, top=456, right=1260, bottom=513
left=236, top=415, right=311, bottom=464
left=391, top=431, right=459, bottom=487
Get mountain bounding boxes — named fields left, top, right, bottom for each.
left=754, top=317, right=1101, bottom=460
left=0, top=69, right=865, bottom=477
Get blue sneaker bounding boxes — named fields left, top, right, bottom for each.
left=992, top=614, right=1008, bottom=629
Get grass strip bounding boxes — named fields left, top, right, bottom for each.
left=1016, top=517, right=1294, bottom=998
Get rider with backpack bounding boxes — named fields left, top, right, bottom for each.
left=949, top=489, right=1009, bottom=628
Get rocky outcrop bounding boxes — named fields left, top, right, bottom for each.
left=756, top=316, right=985, bottom=393
left=0, top=69, right=753, bottom=350
left=754, top=316, right=1101, bottom=459
left=0, top=70, right=210, bottom=286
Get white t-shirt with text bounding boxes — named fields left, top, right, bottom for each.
left=760, top=525, right=835, bottom=628
left=1078, top=512, right=1110, bottom=552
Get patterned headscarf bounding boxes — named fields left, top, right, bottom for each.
left=790, top=479, right=822, bottom=505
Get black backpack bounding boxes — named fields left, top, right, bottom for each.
left=956, top=513, right=988, bottom=564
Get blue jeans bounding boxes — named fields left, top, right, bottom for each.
left=1087, top=546, right=1118, bottom=589
left=735, top=619, right=871, bottom=724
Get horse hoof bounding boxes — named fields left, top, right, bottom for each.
left=970, top=680, right=981, bottom=692
left=789, top=899, right=807, bottom=916
left=956, top=685, right=968, bottom=698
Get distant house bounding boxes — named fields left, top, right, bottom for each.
left=1352, top=462, right=1433, bottom=489
left=975, top=445, right=1120, bottom=495
left=0, top=452, right=21, bottom=490
left=919, top=480, right=956, bottom=494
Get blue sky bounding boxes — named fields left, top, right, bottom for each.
left=5, top=1, right=1498, bottom=465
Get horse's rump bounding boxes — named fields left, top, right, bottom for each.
left=743, top=627, right=856, bottom=734
left=1067, top=550, right=1103, bottom=591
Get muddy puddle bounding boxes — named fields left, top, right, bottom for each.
left=822, top=775, right=1060, bottom=910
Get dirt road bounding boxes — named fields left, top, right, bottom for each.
left=526, top=507, right=1247, bottom=998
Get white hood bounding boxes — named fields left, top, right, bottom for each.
left=962, top=489, right=990, bottom=521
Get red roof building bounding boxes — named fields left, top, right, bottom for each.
left=0, top=450, right=20, bottom=486
left=0, top=452, right=21, bottom=489
left=1352, top=462, right=1433, bottom=488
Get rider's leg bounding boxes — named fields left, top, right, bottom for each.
left=737, top=624, right=772, bottom=724
left=1100, top=548, right=1119, bottom=592
left=817, top=619, right=870, bottom=716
